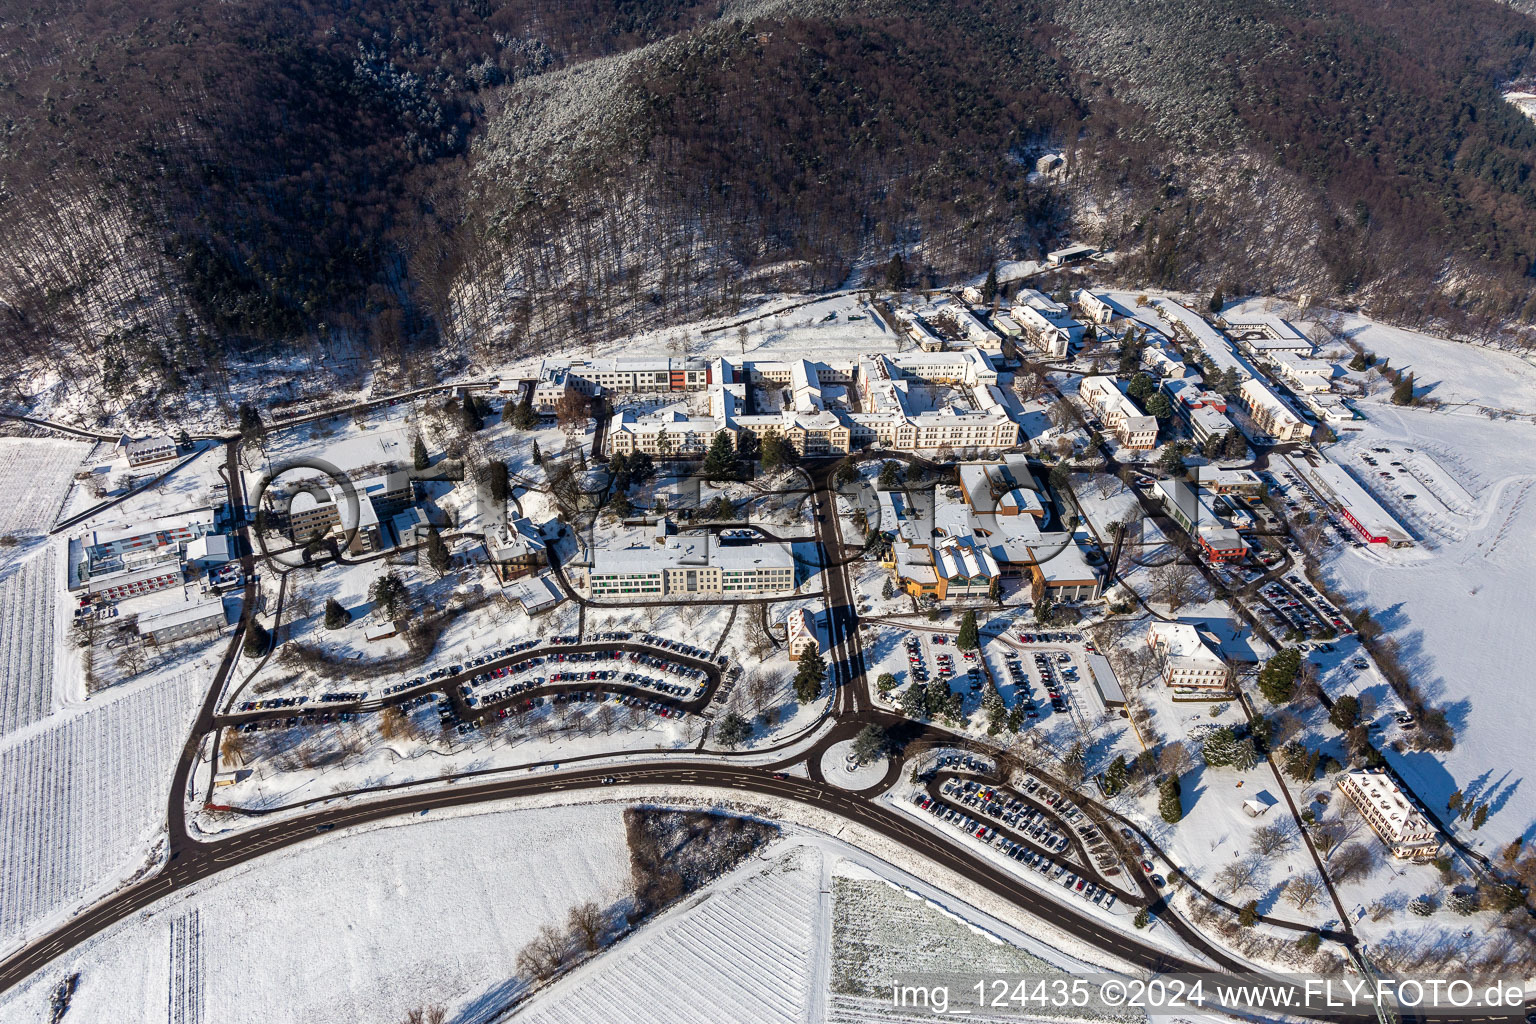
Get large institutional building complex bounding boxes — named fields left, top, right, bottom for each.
left=566, top=349, right=1019, bottom=458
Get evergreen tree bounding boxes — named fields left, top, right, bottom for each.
left=1159, top=774, right=1183, bottom=823
left=1202, top=434, right=1224, bottom=460
left=1329, top=694, right=1361, bottom=730
left=412, top=435, right=429, bottom=471
left=1238, top=900, right=1259, bottom=927
left=1133, top=908, right=1150, bottom=929
left=237, top=403, right=264, bottom=442
left=1447, top=789, right=1463, bottom=813
left=716, top=711, right=751, bottom=748
left=369, top=572, right=408, bottom=619
left=1103, top=754, right=1130, bottom=796
left=1157, top=445, right=1184, bottom=475
left=981, top=264, right=998, bottom=303
left=900, top=684, right=927, bottom=719
left=1472, top=804, right=1489, bottom=830
left=1209, top=288, right=1224, bottom=314
left=460, top=396, right=483, bottom=433
left=1280, top=741, right=1313, bottom=781
left=852, top=724, right=887, bottom=763
left=510, top=391, right=538, bottom=430
left=884, top=252, right=908, bottom=291
left=1296, top=932, right=1322, bottom=955
left=701, top=430, right=736, bottom=480
left=425, top=524, right=451, bottom=575
left=1033, top=590, right=1054, bottom=626
left=1145, top=392, right=1173, bottom=420
left=608, top=492, right=633, bottom=520
left=794, top=646, right=826, bottom=704
left=1127, top=373, right=1155, bottom=401
left=323, top=598, right=350, bottom=630
left=242, top=619, right=270, bottom=658
left=1391, top=372, right=1415, bottom=406
left=982, top=681, right=1007, bottom=734
left=956, top=610, right=979, bottom=650
left=878, top=460, right=902, bottom=489
left=1258, top=648, right=1301, bottom=704
left=881, top=577, right=895, bottom=600
left=760, top=433, right=791, bottom=471
left=531, top=440, right=543, bottom=466
left=1222, top=428, right=1248, bottom=460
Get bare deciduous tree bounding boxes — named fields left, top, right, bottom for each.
left=516, top=924, right=570, bottom=980
left=1251, top=821, right=1297, bottom=857
left=1283, top=873, right=1326, bottom=911
left=1151, top=561, right=1198, bottom=612
left=568, top=900, right=605, bottom=951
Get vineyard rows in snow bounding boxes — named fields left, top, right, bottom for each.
left=0, top=438, right=89, bottom=537
left=0, top=667, right=205, bottom=944
left=0, top=548, right=57, bottom=737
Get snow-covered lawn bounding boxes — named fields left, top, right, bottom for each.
left=1312, top=406, right=1536, bottom=850
left=0, top=804, right=633, bottom=1024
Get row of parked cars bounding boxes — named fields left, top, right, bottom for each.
left=238, top=709, right=359, bottom=732
left=911, top=790, right=1116, bottom=911
left=238, top=695, right=308, bottom=712
left=1033, top=652, right=1071, bottom=714
left=943, top=777, right=1068, bottom=852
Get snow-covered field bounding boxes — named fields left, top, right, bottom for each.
left=515, top=843, right=821, bottom=1024
left=0, top=667, right=208, bottom=951
left=0, top=550, right=57, bottom=737
left=0, top=804, right=634, bottom=1024
left=0, top=438, right=90, bottom=537
left=1313, top=407, right=1536, bottom=850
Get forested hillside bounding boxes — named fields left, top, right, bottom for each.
left=2, top=0, right=1535, bottom=419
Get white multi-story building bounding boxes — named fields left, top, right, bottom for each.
left=1236, top=378, right=1309, bottom=442
left=575, top=523, right=795, bottom=598
left=604, top=349, right=1018, bottom=458
left=1269, top=352, right=1335, bottom=393
left=1074, top=289, right=1139, bottom=326
left=1336, top=768, right=1440, bottom=861
left=1146, top=622, right=1230, bottom=693
left=1009, top=303, right=1084, bottom=359
left=120, top=435, right=180, bottom=468
left=1077, top=376, right=1157, bottom=449
left=1219, top=313, right=1314, bottom=355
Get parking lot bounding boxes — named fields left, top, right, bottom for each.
left=904, top=768, right=1131, bottom=913
left=225, top=633, right=724, bottom=738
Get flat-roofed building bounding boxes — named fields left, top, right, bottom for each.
left=1237, top=378, right=1310, bottom=442
left=1305, top=463, right=1413, bottom=547
left=138, top=597, right=228, bottom=644
left=575, top=524, right=794, bottom=598
left=1337, top=768, right=1440, bottom=861
left=1269, top=352, right=1335, bottom=393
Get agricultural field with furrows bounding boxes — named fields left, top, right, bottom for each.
left=0, top=439, right=89, bottom=536
left=0, top=668, right=205, bottom=944
left=0, top=549, right=57, bottom=737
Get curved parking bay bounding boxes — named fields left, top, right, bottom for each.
left=216, top=636, right=728, bottom=734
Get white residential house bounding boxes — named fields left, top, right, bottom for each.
left=786, top=608, right=825, bottom=661
left=119, top=435, right=180, bottom=469
left=1146, top=622, right=1231, bottom=693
